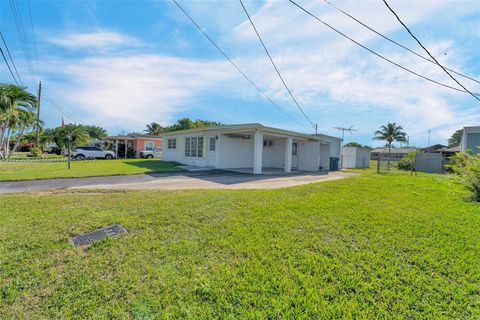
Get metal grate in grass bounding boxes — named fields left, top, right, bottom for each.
left=70, top=224, right=127, bottom=247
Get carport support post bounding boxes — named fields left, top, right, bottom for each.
left=284, top=137, right=292, bottom=173
left=253, top=131, right=263, bottom=174
left=124, top=140, right=127, bottom=159
left=115, top=140, right=118, bottom=158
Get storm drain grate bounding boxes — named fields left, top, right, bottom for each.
left=70, top=224, right=127, bottom=247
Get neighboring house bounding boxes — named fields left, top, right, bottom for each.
left=104, top=134, right=163, bottom=158
left=161, top=123, right=342, bottom=174
left=433, top=146, right=460, bottom=158
left=460, top=126, right=480, bottom=154
left=341, top=147, right=371, bottom=168
left=420, top=144, right=447, bottom=153
left=370, top=147, right=418, bottom=160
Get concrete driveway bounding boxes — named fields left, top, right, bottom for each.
left=0, top=171, right=356, bottom=193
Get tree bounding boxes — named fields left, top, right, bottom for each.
left=10, top=111, right=42, bottom=155
left=83, top=125, right=107, bottom=140
left=373, top=122, right=407, bottom=156
left=0, top=84, right=38, bottom=158
left=45, top=124, right=90, bottom=151
left=146, top=118, right=222, bottom=133
left=145, top=122, right=164, bottom=135
left=343, top=142, right=373, bottom=150
left=448, top=129, right=463, bottom=147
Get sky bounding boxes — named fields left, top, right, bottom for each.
left=0, top=0, right=479, bottom=147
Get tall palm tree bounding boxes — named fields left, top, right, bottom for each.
left=0, top=84, right=38, bottom=158
left=373, top=122, right=407, bottom=157
left=145, top=122, right=163, bottom=135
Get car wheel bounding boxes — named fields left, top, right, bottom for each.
left=75, top=154, right=86, bottom=160
left=146, top=154, right=153, bottom=159
left=105, top=154, right=113, bottom=160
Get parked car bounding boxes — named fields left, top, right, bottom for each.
left=139, top=150, right=154, bottom=159
left=139, top=148, right=161, bottom=159
left=70, top=147, right=116, bottom=160
left=43, top=144, right=62, bottom=155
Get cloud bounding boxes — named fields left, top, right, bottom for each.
left=48, top=30, right=141, bottom=51
left=42, top=54, right=234, bottom=132
left=37, top=1, right=480, bottom=144
left=224, top=0, right=480, bottom=143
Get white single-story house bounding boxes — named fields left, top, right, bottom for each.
left=341, top=147, right=371, bottom=168
left=460, top=126, right=480, bottom=154
left=161, top=123, right=342, bottom=174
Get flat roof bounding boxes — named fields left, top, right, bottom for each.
left=160, top=123, right=326, bottom=141
left=106, top=134, right=162, bottom=140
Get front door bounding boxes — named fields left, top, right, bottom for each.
left=292, top=142, right=299, bottom=169
left=206, top=136, right=217, bottom=167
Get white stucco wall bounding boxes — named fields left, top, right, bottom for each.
left=262, top=138, right=286, bottom=168
left=319, top=143, right=330, bottom=169
left=217, top=135, right=254, bottom=169
left=161, top=133, right=215, bottom=167
left=298, top=141, right=320, bottom=171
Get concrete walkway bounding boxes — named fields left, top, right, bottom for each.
left=0, top=171, right=356, bottom=193
left=76, top=171, right=356, bottom=190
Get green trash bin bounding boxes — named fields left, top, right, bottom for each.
left=329, top=157, right=339, bottom=171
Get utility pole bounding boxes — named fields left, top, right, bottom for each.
left=315, top=124, right=318, bottom=135
left=427, top=129, right=431, bottom=153
left=36, top=81, right=42, bottom=146
left=333, top=126, right=358, bottom=148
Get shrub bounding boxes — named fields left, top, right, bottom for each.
left=29, top=147, right=43, bottom=157
left=398, top=152, right=416, bottom=171
left=447, top=151, right=480, bottom=202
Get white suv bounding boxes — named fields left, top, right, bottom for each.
left=71, top=147, right=116, bottom=160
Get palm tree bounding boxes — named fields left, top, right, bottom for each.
left=10, top=110, right=42, bottom=156
left=46, top=124, right=90, bottom=152
left=0, top=84, right=38, bottom=158
left=373, top=122, right=407, bottom=157
left=145, top=122, right=163, bottom=135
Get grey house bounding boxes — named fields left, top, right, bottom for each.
left=460, top=126, right=480, bottom=154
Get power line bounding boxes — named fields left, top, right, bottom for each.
left=0, top=31, right=23, bottom=86
left=43, top=95, right=87, bottom=125
left=27, top=0, right=39, bottom=71
left=239, top=0, right=316, bottom=130
left=382, top=0, right=480, bottom=102
left=172, top=0, right=310, bottom=131
left=9, top=0, right=35, bottom=83
left=288, top=0, right=480, bottom=98
left=44, top=96, right=85, bottom=125
left=0, top=45, right=19, bottom=85
left=323, top=0, right=480, bottom=85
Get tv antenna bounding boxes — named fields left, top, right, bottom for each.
left=333, top=126, right=358, bottom=146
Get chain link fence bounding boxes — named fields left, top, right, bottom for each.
left=377, top=153, right=446, bottom=174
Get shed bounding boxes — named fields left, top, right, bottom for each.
left=341, top=147, right=371, bottom=168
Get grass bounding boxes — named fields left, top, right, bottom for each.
left=1, top=169, right=480, bottom=318
left=0, top=159, right=183, bottom=181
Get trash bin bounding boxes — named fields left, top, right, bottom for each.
left=329, top=157, right=340, bottom=171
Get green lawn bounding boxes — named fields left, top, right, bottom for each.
left=0, top=159, right=183, bottom=181
left=1, top=170, right=480, bottom=318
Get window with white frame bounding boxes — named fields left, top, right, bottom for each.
left=167, top=138, right=176, bottom=149
left=209, top=137, right=216, bottom=151
left=185, top=137, right=204, bottom=158
left=144, top=141, right=154, bottom=151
